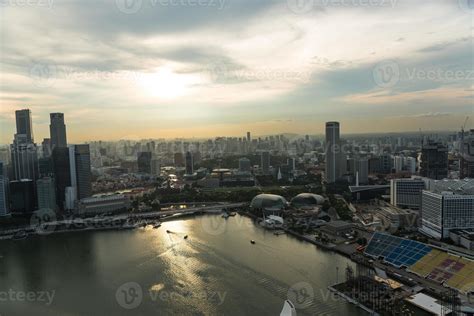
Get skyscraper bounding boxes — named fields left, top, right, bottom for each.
left=420, top=141, right=448, bottom=180
left=10, top=179, right=35, bottom=214
left=15, top=109, right=34, bottom=143
left=36, top=176, right=57, bottom=210
left=260, top=151, right=270, bottom=174
left=325, top=121, right=342, bottom=183
left=72, top=145, right=92, bottom=200
left=185, top=151, right=194, bottom=175
left=52, top=147, right=71, bottom=210
left=11, top=109, right=38, bottom=184
left=50, top=113, right=67, bottom=149
left=42, top=138, right=52, bottom=157
left=246, top=132, right=251, bottom=142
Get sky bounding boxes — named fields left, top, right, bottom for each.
left=0, top=0, right=473, bottom=143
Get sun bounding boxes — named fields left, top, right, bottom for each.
left=137, top=67, right=199, bottom=99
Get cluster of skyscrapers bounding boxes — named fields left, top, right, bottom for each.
left=0, top=109, right=92, bottom=217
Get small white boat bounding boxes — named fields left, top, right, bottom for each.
left=280, top=300, right=297, bottom=316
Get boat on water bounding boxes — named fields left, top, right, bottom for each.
left=184, top=235, right=188, bottom=239
left=153, top=222, right=162, bottom=229
left=166, top=230, right=171, bottom=233
left=12, top=230, right=28, bottom=240
left=250, top=240, right=255, bottom=244
left=280, top=300, right=297, bottom=316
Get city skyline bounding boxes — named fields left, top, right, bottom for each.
left=1, top=0, right=472, bottom=143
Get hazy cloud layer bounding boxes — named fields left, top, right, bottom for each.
left=0, top=0, right=472, bottom=142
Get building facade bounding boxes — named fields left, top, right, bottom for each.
left=390, top=178, right=426, bottom=210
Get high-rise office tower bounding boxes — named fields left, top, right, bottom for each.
left=52, top=147, right=71, bottom=210
left=42, top=138, right=52, bottom=157
left=71, top=145, right=92, bottom=200
left=185, top=151, right=194, bottom=175
left=137, top=151, right=152, bottom=174
left=10, top=135, right=39, bottom=181
left=10, top=179, right=35, bottom=214
left=151, top=159, right=161, bottom=176
left=356, top=158, right=369, bottom=185
left=50, top=113, right=67, bottom=149
left=36, top=176, right=57, bottom=210
left=325, top=122, right=342, bottom=183
left=260, top=151, right=270, bottom=174
left=420, top=141, right=448, bottom=180
left=15, top=109, right=34, bottom=143
left=0, top=176, right=9, bottom=217
left=247, top=132, right=251, bottom=142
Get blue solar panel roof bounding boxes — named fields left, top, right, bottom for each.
left=364, top=232, right=432, bottom=268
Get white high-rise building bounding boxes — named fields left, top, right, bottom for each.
left=420, top=179, right=474, bottom=239
left=390, top=177, right=426, bottom=210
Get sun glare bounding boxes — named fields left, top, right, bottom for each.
left=137, top=67, right=199, bottom=99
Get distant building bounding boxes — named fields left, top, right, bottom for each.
left=246, top=132, right=251, bottom=142
left=174, top=152, right=184, bottom=167
left=325, top=122, right=343, bottom=183
left=10, top=179, right=35, bottom=214
left=260, top=151, right=270, bottom=174
left=420, top=141, right=448, bottom=180
left=421, top=179, right=474, bottom=239
left=185, top=151, right=194, bottom=175
left=390, top=178, right=425, bottom=210
left=137, top=151, right=152, bottom=174
left=36, top=177, right=57, bottom=211
left=50, top=113, right=67, bottom=148
left=151, top=159, right=161, bottom=176
left=42, top=138, right=51, bottom=157
left=238, top=158, right=251, bottom=173
left=460, top=129, right=474, bottom=178
left=356, top=158, right=369, bottom=185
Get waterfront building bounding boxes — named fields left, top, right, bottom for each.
left=421, top=178, right=474, bottom=239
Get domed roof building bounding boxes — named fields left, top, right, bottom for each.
left=290, top=193, right=325, bottom=208
left=250, top=194, right=288, bottom=212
